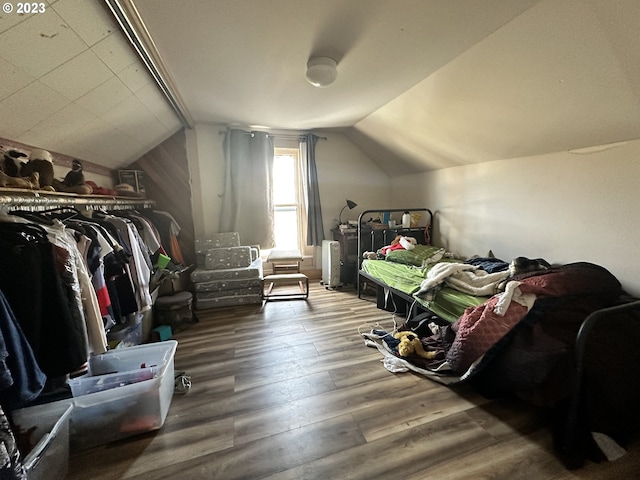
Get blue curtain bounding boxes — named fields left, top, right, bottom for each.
left=220, top=129, right=275, bottom=248
left=303, top=133, right=325, bottom=246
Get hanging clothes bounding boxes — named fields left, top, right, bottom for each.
left=82, top=216, right=139, bottom=323
left=43, top=220, right=107, bottom=355
left=0, top=289, right=46, bottom=410
left=0, top=222, right=88, bottom=377
left=117, top=211, right=163, bottom=256
left=103, top=215, right=153, bottom=312
left=140, top=209, right=185, bottom=265
left=0, top=202, right=182, bottom=390
left=69, top=222, right=117, bottom=331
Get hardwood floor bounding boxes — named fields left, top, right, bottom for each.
left=67, top=282, right=640, bottom=479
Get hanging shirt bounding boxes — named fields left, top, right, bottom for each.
left=104, top=217, right=153, bottom=312
left=44, top=220, right=107, bottom=355
left=130, top=214, right=162, bottom=255
left=0, top=290, right=46, bottom=410
left=0, top=221, right=88, bottom=377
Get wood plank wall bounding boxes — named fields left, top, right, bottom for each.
left=128, top=129, right=196, bottom=266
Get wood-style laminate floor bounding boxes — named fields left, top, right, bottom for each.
left=67, top=282, right=640, bottom=479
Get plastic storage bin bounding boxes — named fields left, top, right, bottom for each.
left=68, top=337, right=177, bottom=396
left=106, top=313, right=143, bottom=349
left=68, top=366, right=157, bottom=396
left=88, top=339, right=176, bottom=375
left=69, top=340, right=178, bottom=450
left=11, top=403, right=73, bottom=480
left=16, top=340, right=178, bottom=451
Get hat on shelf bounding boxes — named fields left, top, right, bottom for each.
left=29, top=149, right=53, bottom=163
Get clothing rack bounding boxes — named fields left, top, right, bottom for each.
left=0, top=188, right=155, bottom=211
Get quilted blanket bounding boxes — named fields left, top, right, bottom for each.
left=416, top=262, right=510, bottom=297
left=446, top=262, right=622, bottom=373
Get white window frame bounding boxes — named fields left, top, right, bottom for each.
left=272, top=146, right=313, bottom=258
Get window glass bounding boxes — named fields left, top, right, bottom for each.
left=273, top=155, right=296, bottom=204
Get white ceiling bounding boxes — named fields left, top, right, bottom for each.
left=1, top=0, right=639, bottom=176
left=132, top=0, right=541, bottom=130
left=0, top=0, right=181, bottom=170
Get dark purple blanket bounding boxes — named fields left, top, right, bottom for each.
left=462, top=262, right=623, bottom=406
left=446, top=262, right=622, bottom=375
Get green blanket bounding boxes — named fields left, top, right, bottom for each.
left=361, top=259, right=487, bottom=323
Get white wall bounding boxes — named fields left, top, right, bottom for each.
left=185, top=124, right=226, bottom=240
left=391, top=139, right=640, bottom=296
left=314, top=133, right=390, bottom=233
left=186, top=126, right=391, bottom=264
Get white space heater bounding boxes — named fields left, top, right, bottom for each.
left=322, top=240, right=341, bottom=288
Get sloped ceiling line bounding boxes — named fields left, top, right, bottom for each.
left=105, top=0, right=193, bottom=128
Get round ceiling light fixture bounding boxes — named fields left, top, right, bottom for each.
left=306, top=56, right=338, bottom=87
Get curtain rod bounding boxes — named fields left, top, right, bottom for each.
left=218, top=130, right=327, bottom=141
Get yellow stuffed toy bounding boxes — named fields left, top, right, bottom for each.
left=393, top=331, right=436, bottom=359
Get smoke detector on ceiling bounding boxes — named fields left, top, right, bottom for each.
left=306, top=56, right=338, bottom=88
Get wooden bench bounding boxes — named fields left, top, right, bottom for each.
left=266, top=249, right=303, bottom=274
left=263, top=273, right=309, bottom=300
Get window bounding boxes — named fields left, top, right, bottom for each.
left=272, top=147, right=311, bottom=256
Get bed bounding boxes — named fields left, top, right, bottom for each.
left=356, top=207, right=640, bottom=468
left=357, top=208, right=490, bottom=322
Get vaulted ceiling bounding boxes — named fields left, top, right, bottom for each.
left=0, top=0, right=638, bottom=176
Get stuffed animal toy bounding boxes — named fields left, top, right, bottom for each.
left=399, top=236, right=417, bottom=250
left=380, top=235, right=417, bottom=255
left=364, top=236, right=419, bottom=259
left=393, top=331, right=436, bottom=359
left=1, top=148, right=27, bottom=177
left=0, top=170, right=39, bottom=189
left=509, top=256, right=551, bottom=276
left=20, top=149, right=54, bottom=191
left=52, top=159, right=92, bottom=194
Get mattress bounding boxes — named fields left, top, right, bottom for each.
left=195, top=233, right=240, bottom=251
left=194, top=294, right=263, bottom=310
left=414, top=286, right=486, bottom=324
left=195, top=286, right=262, bottom=299
left=190, top=258, right=263, bottom=283
left=204, top=246, right=253, bottom=270
left=194, top=277, right=262, bottom=292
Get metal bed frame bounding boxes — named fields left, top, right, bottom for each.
left=356, top=208, right=433, bottom=292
